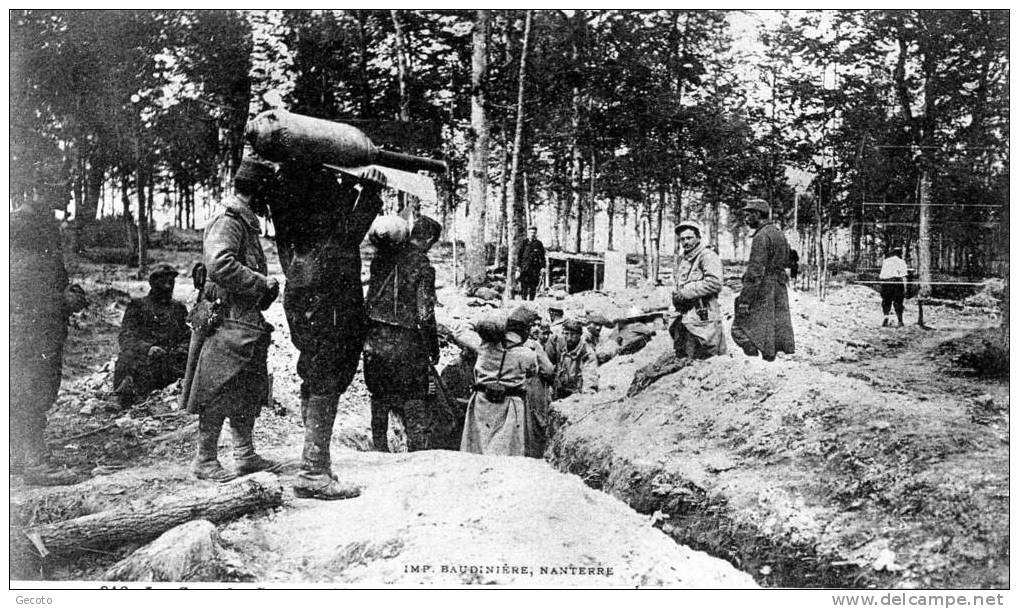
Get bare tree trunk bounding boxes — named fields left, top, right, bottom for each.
left=814, top=183, right=824, bottom=300
left=917, top=166, right=932, bottom=298
left=642, top=196, right=652, bottom=279
left=496, top=125, right=509, bottom=262
left=652, top=185, right=665, bottom=283
left=355, top=11, right=373, bottom=119
left=556, top=154, right=571, bottom=250
left=136, top=163, right=148, bottom=278
left=76, top=158, right=103, bottom=241
left=147, top=176, right=155, bottom=230
left=606, top=195, right=616, bottom=250
left=465, top=10, right=490, bottom=287
left=568, top=13, right=583, bottom=254
left=523, top=171, right=531, bottom=229
left=185, top=184, right=193, bottom=230
left=503, top=10, right=532, bottom=303
left=390, top=10, right=421, bottom=220
left=585, top=150, right=596, bottom=252
left=573, top=157, right=584, bottom=253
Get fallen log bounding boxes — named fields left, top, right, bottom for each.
left=14, top=472, right=283, bottom=562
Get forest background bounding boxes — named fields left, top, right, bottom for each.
left=9, top=9, right=1009, bottom=295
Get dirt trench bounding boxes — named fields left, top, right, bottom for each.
left=17, top=253, right=1007, bottom=587
left=544, top=301, right=1008, bottom=589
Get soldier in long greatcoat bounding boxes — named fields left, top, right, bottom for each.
left=186, top=156, right=281, bottom=482
left=731, top=198, right=795, bottom=361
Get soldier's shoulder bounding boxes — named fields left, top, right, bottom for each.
left=405, top=247, right=434, bottom=268
left=125, top=296, right=150, bottom=312
left=701, top=246, right=722, bottom=260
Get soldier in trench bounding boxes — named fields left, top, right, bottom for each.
left=363, top=215, right=443, bottom=452
left=547, top=318, right=600, bottom=400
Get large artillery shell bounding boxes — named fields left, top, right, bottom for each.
left=245, top=109, right=447, bottom=174
left=245, top=109, right=378, bottom=167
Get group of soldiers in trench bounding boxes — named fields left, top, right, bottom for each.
left=11, top=150, right=797, bottom=491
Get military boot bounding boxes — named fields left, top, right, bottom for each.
left=230, top=415, right=284, bottom=476
left=192, top=414, right=235, bottom=483
left=370, top=396, right=390, bottom=452
left=22, top=444, right=78, bottom=487
left=402, top=398, right=431, bottom=452
left=293, top=394, right=362, bottom=500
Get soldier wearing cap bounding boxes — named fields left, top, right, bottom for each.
left=732, top=198, right=795, bottom=361
left=548, top=317, right=600, bottom=400
left=114, top=264, right=190, bottom=407
left=364, top=215, right=442, bottom=452
left=671, top=220, right=727, bottom=359
left=10, top=171, right=87, bottom=486
left=457, top=306, right=551, bottom=456
left=266, top=161, right=386, bottom=499
left=184, top=154, right=282, bottom=483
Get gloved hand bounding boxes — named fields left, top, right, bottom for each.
left=737, top=302, right=750, bottom=316
left=260, top=277, right=280, bottom=310
left=355, top=167, right=387, bottom=193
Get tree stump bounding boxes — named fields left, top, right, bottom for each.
left=14, top=472, right=283, bottom=562
left=103, top=520, right=230, bottom=582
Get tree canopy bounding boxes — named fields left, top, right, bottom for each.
left=10, top=9, right=1008, bottom=281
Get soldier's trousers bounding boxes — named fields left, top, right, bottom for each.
left=114, top=351, right=187, bottom=396
left=285, top=289, right=366, bottom=399
left=370, top=396, right=434, bottom=452
left=10, top=338, right=63, bottom=466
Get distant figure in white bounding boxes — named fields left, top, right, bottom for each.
left=879, top=247, right=908, bottom=327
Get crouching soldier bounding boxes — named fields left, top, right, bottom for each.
left=183, top=155, right=282, bottom=482
left=364, top=215, right=442, bottom=451
left=114, top=264, right=190, bottom=407
left=547, top=318, right=600, bottom=400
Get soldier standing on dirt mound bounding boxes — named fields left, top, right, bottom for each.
left=670, top=220, right=727, bottom=360
left=185, top=155, right=283, bottom=483
left=268, top=162, right=386, bottom=500
left=10, top=174, right=88, bottom=486
left=731, top=198, right=795, bottom=361
left=363, top=215, right=442, bottom=451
